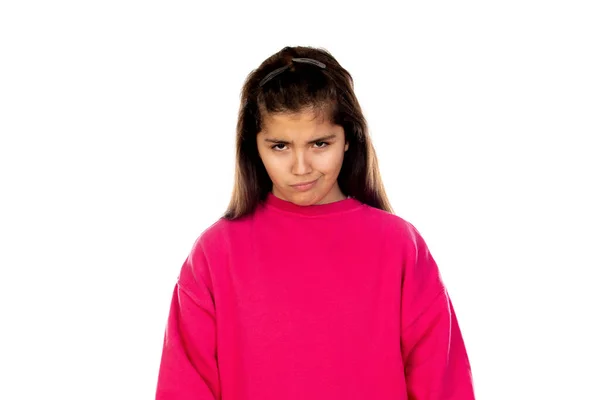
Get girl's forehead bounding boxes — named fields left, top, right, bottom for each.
left=261, top=110, right=335, bottom=131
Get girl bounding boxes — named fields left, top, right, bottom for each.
left=156, top=46, right=475, bottom=399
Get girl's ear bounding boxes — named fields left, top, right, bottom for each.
left=344, top=142, right=349, bottom=152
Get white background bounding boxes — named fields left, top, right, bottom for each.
left=1, top=1, right=599, bottom=399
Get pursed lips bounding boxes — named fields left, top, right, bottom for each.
left=291, top=178, right=318, bottom=187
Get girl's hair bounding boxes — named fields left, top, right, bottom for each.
left=223, top=45, right=393, bottom=220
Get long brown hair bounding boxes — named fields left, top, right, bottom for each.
left=223, top=45, right=393, bottom=220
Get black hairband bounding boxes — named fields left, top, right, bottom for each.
left=259, top=58, right=326, bottom=87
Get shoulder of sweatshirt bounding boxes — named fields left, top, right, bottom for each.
left=187, top=217, right=235, bottom=257
left=359, top=204, right=425, bottom=250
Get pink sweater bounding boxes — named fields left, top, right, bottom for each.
left=156, top=193, right=475, bottom=399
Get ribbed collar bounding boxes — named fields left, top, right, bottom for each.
left=263, top=192, right=362, bottom=217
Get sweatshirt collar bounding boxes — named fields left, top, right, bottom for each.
left=263, top=192, right=362, bottom=217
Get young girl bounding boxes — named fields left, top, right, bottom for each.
left=156, top=46, right=475, bottom=399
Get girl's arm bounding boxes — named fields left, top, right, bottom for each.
left=400, top=224, right=475, bottom=399
left=156, top=242, right=220, bottom=400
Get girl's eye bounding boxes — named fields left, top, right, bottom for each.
left=271, top=144, right=287, bottom=151
left=314, top=141, right=329, bottom=148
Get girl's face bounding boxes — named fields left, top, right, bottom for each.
left=256, top=109, right=349, bottom=206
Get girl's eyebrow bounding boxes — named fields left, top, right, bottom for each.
left=264, top=134, right=337, bottom=145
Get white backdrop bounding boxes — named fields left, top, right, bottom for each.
left=1, top=1, right=599, bottom=399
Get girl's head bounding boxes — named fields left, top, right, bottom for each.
left=224, top=46, right=393, bottom=220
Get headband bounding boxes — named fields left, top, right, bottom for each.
left=259, top=57, right=326, bottom=87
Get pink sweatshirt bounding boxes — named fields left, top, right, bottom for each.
left=156, top=193, right=475, bottom=399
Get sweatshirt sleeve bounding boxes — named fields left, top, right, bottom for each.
left=156, top=241, right=221, bottom=400
left=400, top=224, right=475, bottom=399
